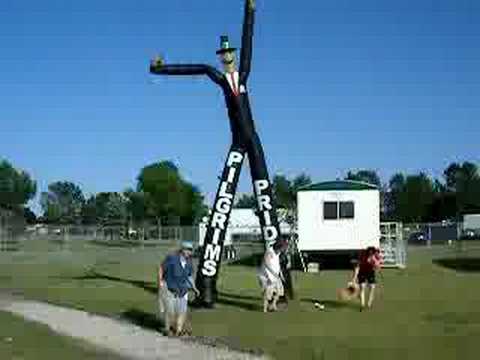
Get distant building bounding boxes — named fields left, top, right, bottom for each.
left=198, top=208, right=292, bottom=246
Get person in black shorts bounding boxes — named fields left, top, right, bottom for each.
left=352, top=246, right=382, bottom=311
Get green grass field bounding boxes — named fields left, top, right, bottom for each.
left=0, top=239, right=479, bottom=359
left=0, top=311, right=123, bottom=360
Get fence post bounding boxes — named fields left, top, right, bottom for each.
left=427, top=224, right=432, bottom=248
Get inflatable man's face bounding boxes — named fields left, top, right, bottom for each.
left=219, top=50, right=236, bottom=72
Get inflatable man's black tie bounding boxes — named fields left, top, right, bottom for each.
left=150, top=0, right=294, bottom=308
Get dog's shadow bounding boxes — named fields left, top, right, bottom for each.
left=301, top=298, right=360, bottom=310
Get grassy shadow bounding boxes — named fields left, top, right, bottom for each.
left=218, top=291, right=262, bottom=302
left=216, top=296, right=261, bottom=312
left=0, top=247, right=19, bottom=252
left=0, top=239, right=20, bottom=245
left=65, top=271, right=262, bottom=311
left=0, top=239, right=20, bottom=252
left=433, top=257, right=480, bottom=272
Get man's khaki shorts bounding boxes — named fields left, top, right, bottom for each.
left=158, top=286, right=188, bottom=315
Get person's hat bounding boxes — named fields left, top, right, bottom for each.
left=216, top=35, right=237, bottom=54
left=181, top=241, right=194, bottom=250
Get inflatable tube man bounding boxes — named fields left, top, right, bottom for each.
left=150, top=0, right=293, bottom=307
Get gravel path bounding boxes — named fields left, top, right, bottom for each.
left=0, top=296, right=269, bottom=360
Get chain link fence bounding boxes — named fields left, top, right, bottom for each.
left=402, top=222, right=460, bottom=247
left=0, top=223, right=198, bottom=252
left=0, top=223, right=266, bottom=265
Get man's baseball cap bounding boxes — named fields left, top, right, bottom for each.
left=181, top=241, right=194, bottom=250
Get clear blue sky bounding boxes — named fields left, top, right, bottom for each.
left=1, top=0, right=479, bottom=214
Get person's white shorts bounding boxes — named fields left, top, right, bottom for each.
left=258, top=274, right=284, bottom=300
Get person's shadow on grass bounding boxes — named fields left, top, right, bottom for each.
left=67, top=271, right=263, bottom=312
left=120, top=308, right=164, bottom=332
left=64, top=267, right=278, bottom=314
left=65, top=270, right=157, bottom=294
left=215, top=297, right=260, bottom=311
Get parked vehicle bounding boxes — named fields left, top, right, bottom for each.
left=408, top=231, right=426, bottom=244
left=461, top=229, right=476, bottom=240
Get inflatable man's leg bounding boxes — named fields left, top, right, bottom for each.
left=195, top=144, right=246, bottom=307
left=246, top=133, right=295, bottom=299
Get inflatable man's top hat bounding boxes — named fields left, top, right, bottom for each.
left=216, top=35, right=237, bottom=54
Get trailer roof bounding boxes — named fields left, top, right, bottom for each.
left=298, top=180, right=378, bottom=192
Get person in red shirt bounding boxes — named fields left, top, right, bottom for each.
left=352, top=246, right=382, bottom=311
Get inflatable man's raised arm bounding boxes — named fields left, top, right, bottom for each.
left=239, top=0, right=255, bottom=81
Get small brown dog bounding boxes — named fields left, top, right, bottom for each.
left=337, top=282, right=360, bottom=302
left=263, top=285, right=282, bottom=312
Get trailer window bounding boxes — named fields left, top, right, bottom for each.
left=323, top=202, right=338, bottom=220
left=340, top=201, right=354, bottom=219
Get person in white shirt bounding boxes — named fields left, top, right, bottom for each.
left=258, top=241, right=287, bottom=312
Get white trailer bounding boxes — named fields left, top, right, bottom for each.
left=463, top=214, right=480, bottom=230
left=297, top=180, right=380, bottom=264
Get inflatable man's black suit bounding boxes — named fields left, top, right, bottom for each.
left=150, top=0, right=293, bottom=307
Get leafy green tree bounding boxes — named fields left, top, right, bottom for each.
left=85, top=192, right=126, bottom=226
left=41, top=181, right=84, bottom=224
left=272, top=173, right=312, bottom=229
left=103, top=192, right=128, bottom=226
left=384, top=173, right=406, bottom=220
left=0, top=159, right=37, bottom=208
left=388, top=172, right=435, bottom=222
left=136, top=161, right=206, bottom=226
left=345, top=169, right=381, bottom=187
left=345, top=169, right=388, bottom=217
left=443, top=162, right=476, bottom=191
left=235, top=194, right=257, bottom=209
left=124, top=189, right=148, bottom=224
left=178, top=182, right=207, bottom=225
left=436, top=162, right=480, bottom=217
left=405, top=173, right=436, bottom=222
left=81, top=195, right=98, bottom=225
left=273, top=173, right=312, bottom=210
left=446, top=162, right=480, bottom=214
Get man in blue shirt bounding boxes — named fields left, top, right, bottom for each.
left=158, top=241, right=199, bottom=336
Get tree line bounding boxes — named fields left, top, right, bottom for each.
left=235, top=162, right=480, bottom=223
left=1, top=157, right=479, bottom=227
left=1, top=159, right=207, bottom=228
